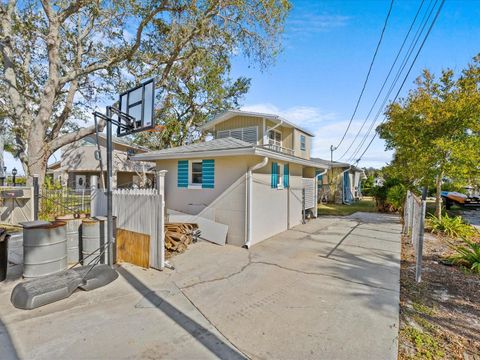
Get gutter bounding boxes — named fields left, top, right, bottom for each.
left=314, top=168, right=328, bottom=217
left=341, top=165, right=352, bottom=205
left=245, top=157, right=269, bottom=248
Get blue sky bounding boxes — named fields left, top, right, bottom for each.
left=232, top=0, right=480, bottom=167
left=5, top=0, right=480, bottom=174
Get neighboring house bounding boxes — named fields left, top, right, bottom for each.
left=48, top=134, right=155, bottom=190
left=311, top=158, right=366, bottom=204
left=133, top=110, right=329, bottom=247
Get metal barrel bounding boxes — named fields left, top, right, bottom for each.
left=56, top=214, right=87, bottom=264
left=81, top=217, right=116, bottom=265
left=23, top=221, right=67, bottom=278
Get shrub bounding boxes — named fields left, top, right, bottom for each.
left=427, top=213, right=476, bottom=239
left=448, top=239, right=480, bottom=273
left=386, top=184, right=407, bottom=212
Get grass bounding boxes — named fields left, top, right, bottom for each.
left=317, top=197, right=377, bottom=216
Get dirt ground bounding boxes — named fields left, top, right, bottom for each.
left=399, top=231, right=480, bottom=359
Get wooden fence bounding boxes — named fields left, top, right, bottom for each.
left=0, top=186, right=34, bottom=224
left=91, top=188, right=164, bottom=269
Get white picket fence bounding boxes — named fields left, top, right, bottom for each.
left=91, top=188, right=164, bottom=269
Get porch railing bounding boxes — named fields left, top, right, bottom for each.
left=259, top=144, right=295, bottom=156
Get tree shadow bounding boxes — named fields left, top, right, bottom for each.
left=117, top=267, right=246, bottom=360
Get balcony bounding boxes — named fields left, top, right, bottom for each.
left=259, top=143, right=295, bottom=156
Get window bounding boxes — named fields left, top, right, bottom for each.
left=178, top=159, right=215, bottom=189
left=268, top=129, right=282, bottom=149
left=190, top=161, right=203, bottom=185
left=216, top=127, right=258, bottom=144
left=300, top=135, right=306, bottom=151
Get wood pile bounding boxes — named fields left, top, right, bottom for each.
left=164, top=223, right=200, bottom=257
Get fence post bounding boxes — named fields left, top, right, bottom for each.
left=302, top=188, right=306, bottom=224
left=156, top=170, right=167, bottom=269
left=416, top=187, right=428, bottom=283
left=33, top=175, right=39, bottom=221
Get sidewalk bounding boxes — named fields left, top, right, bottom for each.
left=0, top=212, right=401, bottom=359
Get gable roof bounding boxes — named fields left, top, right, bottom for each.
left=132, top=137, right=329, bottom=169
left=201, top=110, right=315, bottom=137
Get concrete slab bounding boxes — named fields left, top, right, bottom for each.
left=0, top=212, right=401, bottom=359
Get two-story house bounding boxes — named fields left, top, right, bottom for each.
left=48, top=134, right=155, bottom=190
left=133, top=110, right=329, bottom=247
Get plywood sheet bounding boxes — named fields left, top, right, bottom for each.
left=167, top=212, right=228, bottom=246
left=116, top=228, right=150, bottom=268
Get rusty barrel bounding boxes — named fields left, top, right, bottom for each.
left=81, top=216, right=116, bottom=265
left=23, top=221, right=67, bottom=278
left=56, top=214, right=88, bottom=264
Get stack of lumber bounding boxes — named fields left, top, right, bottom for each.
left=164, top=223, right=200, bottom=257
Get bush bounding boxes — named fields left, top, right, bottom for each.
left=448, top=239, right=480, bottom=273
left=386, top=184, right=407, bottom=212
left=427, top=213, right=477, bottom=239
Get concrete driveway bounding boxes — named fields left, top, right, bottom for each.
left=0, top=212, right=401, bottom=360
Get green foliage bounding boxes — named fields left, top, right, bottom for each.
left=427, top=213, right=476, bottom=239
left=402, top=326, right=445, bottom=360
left=378, top=55, right=480, bottom=216
left=448, top=239, right=480, bottom=273
left=371, top=177, right=404, bottom=212
left=386, top=184, right=407, bottom=212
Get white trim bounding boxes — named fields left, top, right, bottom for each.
left=189, top=159, right=203, bottom=187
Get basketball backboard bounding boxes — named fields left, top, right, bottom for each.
left=117, top=78, right=155, bottom=137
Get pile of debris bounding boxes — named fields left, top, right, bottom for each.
left=164, top=223, right=200, bottom=257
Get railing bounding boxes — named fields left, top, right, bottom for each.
left=403, top=190, right=426, bottom=282
left=259, top=144, right=295, bottom=156
left=40, top=188, right=91, bottom=220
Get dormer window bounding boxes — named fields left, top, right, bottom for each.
left=300, top=135, right=306, bottom=151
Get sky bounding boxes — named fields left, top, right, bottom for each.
left=5, top=0, right=480, bottom=175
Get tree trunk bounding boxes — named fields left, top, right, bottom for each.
left=26, top=141, right=49, bottom=189
left=435, top=173, right=443, bottom=220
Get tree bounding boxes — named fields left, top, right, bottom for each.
left=133, top=51, right=250, bottom=149
left=0, top=0, right=290, bottom=185
left=378, top=55, right=480, bottom=218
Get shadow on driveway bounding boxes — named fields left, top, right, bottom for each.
left=117, top=267, right=246, bottom=360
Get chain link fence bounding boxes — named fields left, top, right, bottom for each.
left=403, top=190, right=427, bottom=282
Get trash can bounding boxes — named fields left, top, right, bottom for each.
left=0, top=229, right=10, bottom=282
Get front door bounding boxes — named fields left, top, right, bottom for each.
left=75, top=175, right=87, bottom=190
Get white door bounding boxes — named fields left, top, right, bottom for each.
left=75, top=175, right=87, bottom=190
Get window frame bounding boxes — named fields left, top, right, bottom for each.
left=216, top=126, right=258, bottom=144
left=189, top=160, right=203, bottom=189
left=300, top=134, right=306, bottom=151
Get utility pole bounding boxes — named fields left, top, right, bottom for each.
left=0, top=124, right=5, bottom=187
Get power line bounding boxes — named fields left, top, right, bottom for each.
left=337, top=0, right=426, bottom=161
left=354, top=0, right=445, bottom=165
left=347, top=0, right=438, bottom=163
left=332, top=0, right=395, bottom=153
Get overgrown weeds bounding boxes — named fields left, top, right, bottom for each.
left=448, top=239, right=480, bottom=273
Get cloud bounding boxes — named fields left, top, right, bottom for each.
left=241, top=103, right=336, bottom=129
left=288, top=14, right=351, bottom=34
left=241, top=102, right=392, bottom=168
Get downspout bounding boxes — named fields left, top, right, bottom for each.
left=245, top=157, right=269, bottom=248
left=341, top=165, right=352, bottom=205
left=314, top=168, right=328, bottom=217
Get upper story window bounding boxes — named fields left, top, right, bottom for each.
left=268, top=129, right=282, bottom=148
left=300, top=135, right=306, bottom=151
left=217, top=126, right=258, bottom=144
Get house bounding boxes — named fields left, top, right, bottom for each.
left=310, top=158, right=366, bottom=204
left=133, top=110, right=329, bottom=247
left=48, top=134, right=155, bottom=190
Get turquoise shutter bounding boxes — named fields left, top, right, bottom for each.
left=202, top=159, right=215, bottom=189
left=283, top=164, right=289, bottom=188
left=177, top=160, right=188, bottom=188
left=271, top=162, right=278, bottom=188
left=315, top=170, right=323, bottom=189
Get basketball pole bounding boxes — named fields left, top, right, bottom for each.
left=106, top=106, right=114, bottom=268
